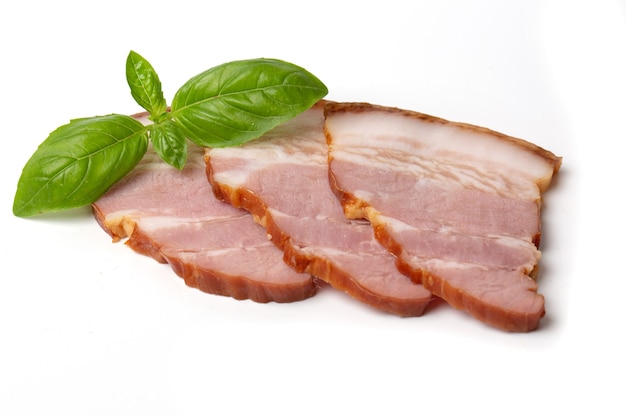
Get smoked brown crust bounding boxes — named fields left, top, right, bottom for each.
left=165, top=254, right=318, bottom=303
left=420, top=266, right=544, bottom=332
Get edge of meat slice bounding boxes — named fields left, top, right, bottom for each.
left=324, top=102, right=562, bottom=332
left=206, top=101, right=433, bottom=317
left=92, top=114, right=317, bottom=304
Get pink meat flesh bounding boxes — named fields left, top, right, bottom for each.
left=92, top=115, right=316, bottom=303
left=324, top=102, right=561, bottom=331
left=206, top=102, right=433, bottom=317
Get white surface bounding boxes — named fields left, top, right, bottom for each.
left=1, top=0, right=624, bottom=415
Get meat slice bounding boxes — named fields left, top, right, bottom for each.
left=324, top=102, right=562, bottom=332
left=206, top=102, right=433, bottom=317
left=92, top=114, right=316, bottom=303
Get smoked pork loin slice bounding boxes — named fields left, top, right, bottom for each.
left=324, top=102, right=561, bottom=332
left=92, top=115, right=316, bottom=303
left=206, top=102, right=433, bottom=317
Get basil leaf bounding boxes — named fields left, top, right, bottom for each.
left=126, top=51, right=167, bottom=117
left=150, top=119, right=187, bottom=169
left=170, top=58, right=328, bottom=147
left=13, top=115, right=149, bottom=217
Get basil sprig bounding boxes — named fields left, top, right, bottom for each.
left=13, top=51, right=328, bottom=217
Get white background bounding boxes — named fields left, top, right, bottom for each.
left=1, top=0, right=624, bottom=415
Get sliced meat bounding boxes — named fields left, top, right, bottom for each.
left=92, top=114, right=316, bottom=303
left=206, top=102, right=433, bottom=317
left=324, top=102, right=562, bottom=331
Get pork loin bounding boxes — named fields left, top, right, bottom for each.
left=92, top=114, right=316, bottom=303
left=324, top=102, right=562, bottom=331
left=206, top=102, right=433, bottom=317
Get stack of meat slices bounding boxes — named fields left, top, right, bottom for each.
left=324, top=102, right=562, bottom=331
left=93, top=101, right=561, bottom=332
left=92, top=114, right=317, bottom=304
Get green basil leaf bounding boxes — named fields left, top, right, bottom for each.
left=170, top=58, right=328, bottom=147
left=150, top=119, right=188, bottom=169
left=13, top=115, right=149, bottom=217
left=126, top=50, right=167, bottom=117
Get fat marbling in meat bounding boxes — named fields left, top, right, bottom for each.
left=324, top=102, right=562, bottom=331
